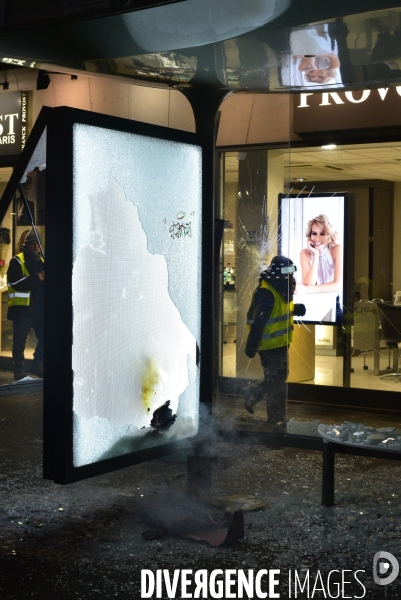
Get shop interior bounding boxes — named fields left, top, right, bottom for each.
left=215, top=140, right=401, bottom=431
left=0, top=166, right=45, bottom=384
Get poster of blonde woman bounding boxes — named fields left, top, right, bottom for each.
left=279, top=193, right=346, bottom=323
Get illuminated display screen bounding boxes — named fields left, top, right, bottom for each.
left=279, top=193, right=346, bottom=324
left=71, top=124, right=202, bottom=467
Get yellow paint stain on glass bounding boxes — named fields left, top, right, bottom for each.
left=141, top=360, right=159, bottom=411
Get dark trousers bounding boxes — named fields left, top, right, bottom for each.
left=248, top=346, right=288, bottom=423
left=12, top=311, right=44, bottom=370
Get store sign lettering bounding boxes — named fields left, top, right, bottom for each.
left=298, top=87, right=401, bottom=108
left=21, top=92, right=27, bottom=150
left=0, top=92, right=24, bottom=155
left=0, top=113, right=19, bottom=144
left=1, top=57, right=36, bottom=68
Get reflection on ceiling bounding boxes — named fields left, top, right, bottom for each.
left=224, top=142, right=401, bottom=183
left=4, top=4, right=401, bottom=93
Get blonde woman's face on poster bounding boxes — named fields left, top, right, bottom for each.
left=309, top=222, right=327, bottom=250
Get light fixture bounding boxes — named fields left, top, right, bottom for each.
left=36, top=70, right=51, bottom=90
left=321, top=144, right=337, bottom=150
left=296, top=178, right=305, bottom=181
left=2, top=82, right=9, bottom=91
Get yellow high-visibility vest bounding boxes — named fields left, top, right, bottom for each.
left=247, top=280, right=294, bottom=350
left=7, top=252, right=43, bottom=307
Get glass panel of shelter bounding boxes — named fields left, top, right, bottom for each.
left=0, top=167, right=45, bottom=385
left=215, top=142, right=400, bottom=437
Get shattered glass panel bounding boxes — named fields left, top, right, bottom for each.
left=19, top=128, right=46, bottom=184
left=72, top=124, right=202, bottom=467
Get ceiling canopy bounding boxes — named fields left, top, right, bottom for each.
left=2, top=1, right=401, bottom=93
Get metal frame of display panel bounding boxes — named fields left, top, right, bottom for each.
left=37, top=106, right=213, bottom=484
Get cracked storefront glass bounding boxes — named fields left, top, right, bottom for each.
left=216, top=141, right=401, bottom=435
left=216, top=149, right=295, bottom=431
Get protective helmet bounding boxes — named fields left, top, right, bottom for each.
left=260, top=255, right=296, bottom=282
left=24, top=229, right=41, bottom=246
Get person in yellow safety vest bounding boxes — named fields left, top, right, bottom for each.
left=7, top=229, right=45, bottom=381
left=244, top=256, right=305, bottom=431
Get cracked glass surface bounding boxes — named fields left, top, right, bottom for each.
left=19, top=128, right=47, bottom=183
left=72, top=124, right=202, bottom=467
left=215, top=143, right=400, bottom=437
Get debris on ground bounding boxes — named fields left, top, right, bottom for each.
left=135, top=489, right=245, bottom=546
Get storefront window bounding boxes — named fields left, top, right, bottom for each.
left=0, top=128, right=46, bottom=386
left=216, top=147, right=294, bottom=431
left=215, top=139, right=401, bottom=434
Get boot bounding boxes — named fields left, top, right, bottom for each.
left=244, top=396, right=255, bottom=414
left=243, top=385, right=255, bottom=414
left=30, top=361, right=44, bottom=378
left=14, top=367, right=27, bottom=381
